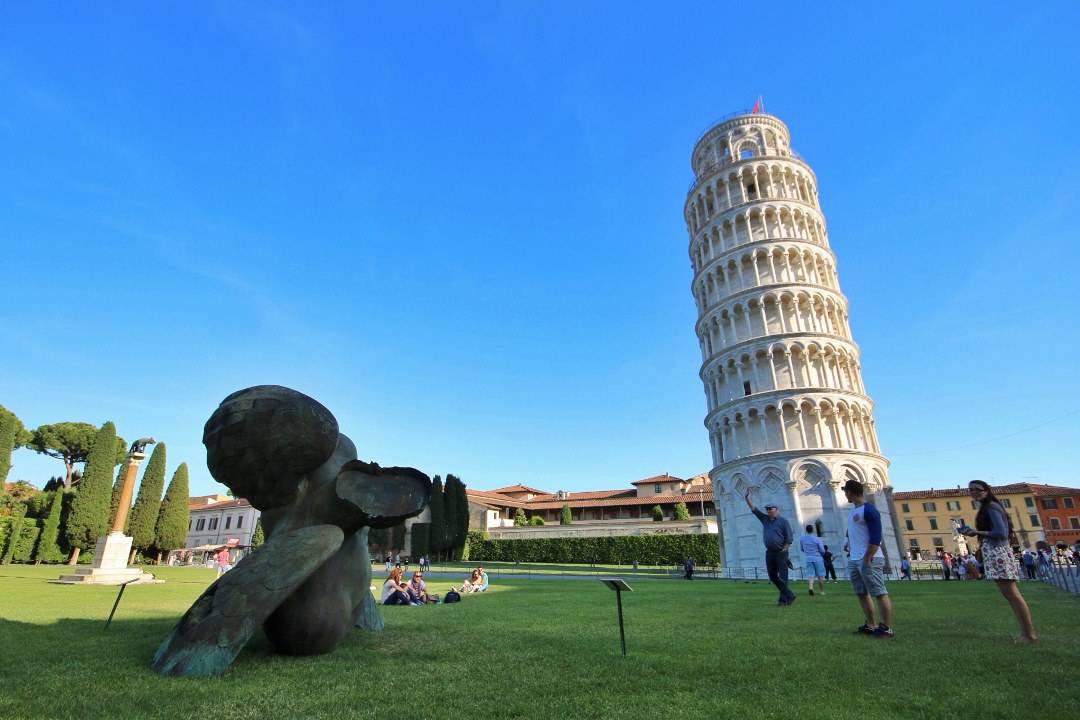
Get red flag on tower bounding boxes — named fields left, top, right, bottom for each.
left=752, top=96, right=762, bottom=114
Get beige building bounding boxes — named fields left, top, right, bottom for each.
left=685, top=110, right=899, bottom=574
left=893, top=483, right=1052, bottom=558
left=466, top=473, right=717, bottom=539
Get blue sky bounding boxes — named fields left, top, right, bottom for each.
left=2, top=4, right=1078, bottom=497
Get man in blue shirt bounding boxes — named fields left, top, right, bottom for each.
left=744, top=489, right=796, bottom=607
left=843, top=479, right=893, bottom=638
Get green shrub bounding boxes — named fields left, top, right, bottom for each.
left=674, top=502, right=690, bottom=521
left=467, top=533, right=721, bottom=566
left=652, top=505, right=663, bottom=521
left=527, top=516, right=545, bottom=526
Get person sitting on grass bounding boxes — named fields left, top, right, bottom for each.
left=406, top=571, right=429, bottom=604
left=457, top=568, right=482, bottom=593
left=381, top=567, right=417, bottom=605
left=475, top=566, right=489, bottom=592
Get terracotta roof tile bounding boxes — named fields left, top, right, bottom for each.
left=488, top=484, right=549, bottom=495
left=892, top=482, right=1078, bottom=500
left=630, top=474, right=686, bottom=485
left=525, top=490, right=713, bottom=510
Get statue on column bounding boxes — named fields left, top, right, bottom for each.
left=151, top=385, right=431, bottom=677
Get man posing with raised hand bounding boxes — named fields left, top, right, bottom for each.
left=843, top=479, right=893, bottom=639
left=745, top=488, right=795, bottom=607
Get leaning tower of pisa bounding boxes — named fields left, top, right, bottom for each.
left=685, top=111, right=902, bottom=575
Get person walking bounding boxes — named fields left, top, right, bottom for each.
left=799, top=525, right=827, bottom=596
left=842, top=479, right=893, bottom=639
left=1021, top=549, right=1036, bottom=580
left=744, top=489, right=796, bottom=607
left=960, top=480, right=1038, bottom=643
left=684, top=555, right=695, bottom=580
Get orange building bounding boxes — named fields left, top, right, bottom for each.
left=1031, top=485, right=1080, bottom=548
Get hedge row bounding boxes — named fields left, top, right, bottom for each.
left=0, top=517, right=43, bottom=563
left=465, top=531, right=721, bottom=566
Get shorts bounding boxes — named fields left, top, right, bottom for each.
left=982, top=545, right=1020, bottom=581
left=849, top=558, right=888, bottom=597
left=805, top=559, right=826, bottom=577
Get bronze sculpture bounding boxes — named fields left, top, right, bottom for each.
left=151, top=385, right=430, bottom=677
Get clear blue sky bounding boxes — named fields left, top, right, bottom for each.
left=2, top=4, right=1078, bottom=497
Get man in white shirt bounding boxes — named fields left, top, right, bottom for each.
left=843, top=479, right=893, bottom=639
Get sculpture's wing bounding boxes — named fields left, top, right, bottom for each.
left=334, top=461, right=431, bottom=528
left=151, top=524, right=345, bottom=677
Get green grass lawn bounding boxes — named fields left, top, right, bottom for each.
left=1, top=566, right=1077, bottom=720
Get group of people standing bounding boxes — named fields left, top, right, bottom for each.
left=745, top=478, right=1038, bottom=643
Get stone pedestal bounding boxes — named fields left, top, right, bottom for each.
left=53, top=532, right=161, bottom=585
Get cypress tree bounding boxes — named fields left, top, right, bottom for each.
left=453, top=475, right=469, bottom=549
left=64, top=421, right=119, bottom=564
left=2, top=503, right=27, bottom=564
left=513, top=508, right=527, bottom=526
left=442, top=475, right=458, bottom=559
left=0, top=413, right=15, bottom=484
left=674, top=501, right=690, bottom=521
left=127, top=443, right=166, bottom=562
left=652, top=505, right=664, bottom=522
left=153, top=462, right=189, bottom=563
left=250, top=518, right=264, bottom=548
left=0, top=404, right=29, bottom=483
left=429, top=475, right=445, bottom=558
left=108, top=459, right=129, bottom=529
left=560, top=504, right=572, bottom=525
left=34, top=491, right=64, bottom=563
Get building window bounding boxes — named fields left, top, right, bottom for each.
left=1049, top=518, right=1061, bottom=530
left=196, top=519, right=205, bottom=531
left=1069, top=517, right=1079, bottom=529
left=904, top=520, right=914, bottom=531
left=654, top=484, right=662, bottom=494
left=923, top=502, right=936, bottom=512
left=908, top=539, right=919, bottom=547
left=946, top=501, right=960, bottom=511
left=743, top=381, right=752, bottom=396
left=901, top=503, right=910, bottom=513
left=1001, top=499, right=1011, bottom=508
left=225, top=516, right=232, bottom=530
left=932, top=537, right=944, bottom=548
left=1029, top=514, right=1040, bottom=527
left=209, top=518, right=218, bottom=530
left=237, top=516, right=244, bottom=529
left=928, top=518, right=938, bottom=530
left=1042, top=498, right=1058, bottom=510
left=971, top=500, right=978, bottom=509
left=1065, top=498, right=1075, bottom=509
left=1025, top=497, right=1034, bottom=507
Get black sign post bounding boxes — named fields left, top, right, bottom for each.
left=599, top=577, right=632, bottom=657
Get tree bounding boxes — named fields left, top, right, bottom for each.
left=443, top=474, right=469, bottom=559
left=0, top=404, right=31, bottom=484
left=428, top=475, right=445, bottom=558
left=108, top=459, right=130, bottom=529
left=652, top=505, right=664, bottom=522
left=153, top=462, right=190, bottom=564
left=127, top=443, right=166, bottom=563
left=64, top=422, right=120, bottom=563
left=2, top=480, right=39, bottom=516
left=442, top=475, right=458, bottom=559
left=527, top=515, right=545, bottom=526
left=560, top=504, right=572, bottom=525
left=34, top=491, right=65, bottom=564
left=513, top=507, right=527, bottom=526
left=1, top=502, right=27, bottom=564
left=27, top=422, right=126, bottom=489
left=674, top=501, right=691, bottom=521
left=250, top=518, right=265, bottom=548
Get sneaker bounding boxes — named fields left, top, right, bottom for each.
left=853, top=624, right=875, bottom=635
left=871, top=624, right=894, bottom=639
left=785, top=595, right=796, bottom=606
left=809, top=588, right=814, bottom=596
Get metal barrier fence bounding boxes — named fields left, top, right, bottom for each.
left=1041, top=558, right=1080, bottom=596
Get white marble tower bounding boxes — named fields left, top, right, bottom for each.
left=684, top=111, right=901, bottom=575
